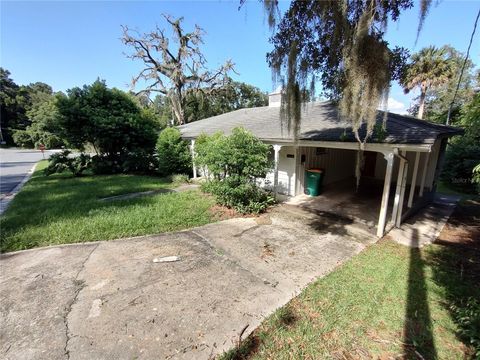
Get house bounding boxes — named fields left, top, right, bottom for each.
left=178, top=91, right=463, bottom=237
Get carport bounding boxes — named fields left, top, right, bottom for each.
left=179, top=92, right=462, bottom=238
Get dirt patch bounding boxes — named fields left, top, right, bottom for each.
left=436, top=200, right=480, bottom=250
left=210, top=205, right=240, bottom=221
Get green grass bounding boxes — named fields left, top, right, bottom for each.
left=0, top=161, right=215, bottom=252
left=222, top=206, right=480, bottom=359
left=437, top=180, right=478, bottom=202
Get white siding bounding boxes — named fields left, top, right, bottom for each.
left=296, top=147, right=356, bottom=193
left=263, top=146, right=297, bottom=196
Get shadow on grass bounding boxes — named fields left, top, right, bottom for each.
left=428, top=202, right=480, bottom=358
left=403, top=202, right=480, bottom=359
left=403, top=229, right=438, bottom=359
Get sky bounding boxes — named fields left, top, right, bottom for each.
left=1, top=0, right=479, bottom=115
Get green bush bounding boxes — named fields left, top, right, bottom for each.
left=55, top=80, right=159, bottom=173
left=450, top=297, right=480, bottom=358
left=441, top=94, right=480, bottom=194
left=197, top=128, right=274, bottom=213
left=44, top=150, right=91, bottom=177
left=202, top=177, right=275, bottom=214
left=156, top=127, right=192, bottom=176
left=171, top=174, right=190, bottom=185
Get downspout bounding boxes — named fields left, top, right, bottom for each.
left=392, top=148, right=409, bottom=227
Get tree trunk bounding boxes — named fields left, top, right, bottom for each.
left=169, top=93, right=185, bottom=125
left=417, top=82, right=427, bottom=120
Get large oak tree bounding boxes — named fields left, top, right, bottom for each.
left=122, top=15, right=234, bottom=125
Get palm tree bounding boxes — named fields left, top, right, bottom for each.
left=401, top=46, right=454, bottom=119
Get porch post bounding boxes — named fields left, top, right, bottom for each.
left=396, top=151, right=409, bottom=227
left=273, top=144, right=282, bottom=197
left=190, top=139, right=197, bottom=179
left=391, top=151, right=409, bottom=226
left=376, top=152, right=394, bottom=238
left=419, top=152, right=430, bottom=197
left=407, top=152, right=420, bottom=207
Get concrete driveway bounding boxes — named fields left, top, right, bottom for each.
left=0, top=205, right=374, bottom=360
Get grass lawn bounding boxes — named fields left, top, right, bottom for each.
left=0, top=161, right=215, bottom=252
left=223, top=202, right=480, bottom=360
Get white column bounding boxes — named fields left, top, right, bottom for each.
left=190, top=139, right=197, bottom=179
left=419, top=152, right=430, bottom=197
left=273, top=144, right=282, bottom=197
left=396, top=151, right=409, bottom=227
left=391, top=156, right=405, bottom=225
left=407, top=152, right=420, bottom=208
left=376, top=152, right=394, bottom=238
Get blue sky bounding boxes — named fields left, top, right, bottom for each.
left=1, top=0, right=479, bottom=114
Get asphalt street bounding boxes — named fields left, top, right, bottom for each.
left=0, top=148, right=56, bottom=195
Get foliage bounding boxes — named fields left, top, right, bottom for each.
left=408, top=46, right=478, bottom=125
left=13, top=97, right=65, bottom=149
left=196, top=128, right=274, bottom=213
left=55, top=80, right=160, bottom=173
left=122, top=15, right=234, bottom=125
left=449, top=297, right=480, bottom=357
left=170, top=174, right=191, bottom=185
left=442, top=94, right=480, bottom=193
left=183, top=80, right=268, bottom=122
left=44, top=150, right=91, bottom=177
left=401, top=46, right=455, bottom=119
left=156, top=127, right=192, bottom=176
left=473, top=164, right=480, bottom=194
left=263, top=0, right=426, bottom=142
left=202, top=177, right=275, bottom=214
left=0, top=68, right=56, bottom=146
left=0, top=161, right=215, bottom=252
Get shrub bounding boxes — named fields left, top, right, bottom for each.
left=197, top=128, right=274, bottom=214
left=44, top=150, right=91, bottom=177
left=441, top=94, right=480, bottom=193
left=55, top=80, right=159, bottom=173
left=449, top=297, right=480, bottom=358
left=156, top=127, right=192, bottom=176
left=171, top=174, right=190, bottom=185
left=202, top=177, right=275, bottom=214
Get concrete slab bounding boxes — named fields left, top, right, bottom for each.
left=387, top=194, right=460, bottom=248
left=0, top=205, right=375, bottom=360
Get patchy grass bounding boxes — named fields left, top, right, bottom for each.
left=223, top=202, right=480, bottom=360
left=0, top=161, right=215, bottom=252
left=437, top=180, right=478, bottom=202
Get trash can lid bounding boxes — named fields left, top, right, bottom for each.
left=307, top=168, right=324, bottom=173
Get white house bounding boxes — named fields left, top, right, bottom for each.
left=178, top=91, right=462, bottom=238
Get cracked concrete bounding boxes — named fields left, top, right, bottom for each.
left=0, top=205, right=375, bottom=360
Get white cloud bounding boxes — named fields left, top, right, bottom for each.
left=386, top=97, right=407, bottom=114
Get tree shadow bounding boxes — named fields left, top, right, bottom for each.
left=427, top=202, right=480, bottom=358
left=403, top=229, right=438, bottom=359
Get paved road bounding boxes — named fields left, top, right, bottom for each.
left=0, top=148, right=56, bottom=195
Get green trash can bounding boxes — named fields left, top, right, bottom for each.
left=304, top=168, right=324, bottom=196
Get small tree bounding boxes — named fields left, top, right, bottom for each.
left=122, top=15, right=234, bottom=125
left=196, top=128, right=274, bottom=213
left=55, top=80, right=160, bottom=173
left=156, top=127, right=192, bottom=176
left=401, top=46, right=454, bottom=119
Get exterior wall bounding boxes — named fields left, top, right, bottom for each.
left=263, top=146, right=297, bottom=196
left=296, top=147, right=357, bottom=194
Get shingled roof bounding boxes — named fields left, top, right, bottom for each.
left=178, top=101, right=463, bottom=145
